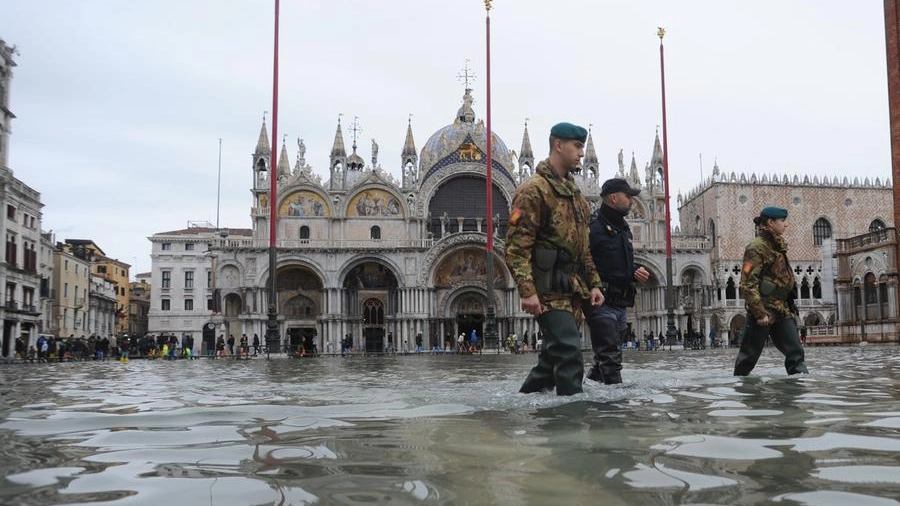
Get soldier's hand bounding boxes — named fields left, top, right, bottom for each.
left=756, top=314, right=771, bottom=326
left=591, top=288, right=605, bottom=306
left=521, top=294, right=543, bottom=317
left=633, top=267, right=650, bottom=283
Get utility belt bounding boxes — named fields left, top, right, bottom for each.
left=601, top=281, right=636, bottom=308
left=532, top=247, right=585, bottom=294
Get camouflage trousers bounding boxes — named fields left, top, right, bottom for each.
left=734, top=315, right=808, bottom=376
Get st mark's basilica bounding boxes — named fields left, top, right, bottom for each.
left=148, top=88, right=895, bottom=354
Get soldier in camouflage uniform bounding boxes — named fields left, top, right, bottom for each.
left=734, top=206, right=809, bottom=376
left=505, top=122, right=605, bottom=395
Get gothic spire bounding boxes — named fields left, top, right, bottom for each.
left=331, top=116, right=347, bottom=158
left=519, top=120, right=534, bottom=159
left=650, top=128, right=664, bottom=167
left=255, top=117, right=270, bottom=156
left=629, top=151, right=641, bottom=185
left=277, top=137, right=291, bottom=178
left=402, top=117, right=417, bottom=158
left=583, top=127, right=598, bottom=166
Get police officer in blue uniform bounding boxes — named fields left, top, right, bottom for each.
left=585, top=178, right=650, bottom=384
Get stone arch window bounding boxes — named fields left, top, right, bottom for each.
left=299, top=226, right=310, bottom=243
left=800, top=277, right=810, bottom=299
left=371, top=226, right=381, bottom=240
left=694, top=215, right=701, bottom=235
left=879, top=274, right=888, bottom=306
left=864, top=272, right=877, bottom=304
left=363, top=298, right=384, bottom=325
left=708, top=219, right=716, bottom=247
left=285, top=295, right=315, bottom=317
left=812, top=277, right=822, bottom=298
left=813, top=218, right=832, bottom=246
left=725, top=277, right=737, bottom=300
left=869, top=219, right=886, bottom=232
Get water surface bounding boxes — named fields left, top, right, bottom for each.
left=1, top=346, right=899, bottom=505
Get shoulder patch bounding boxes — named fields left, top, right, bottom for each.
left=509, top=207, right=524, bottom=225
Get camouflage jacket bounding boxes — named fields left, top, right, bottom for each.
left=740, top=229, right=796, bottom=320
left=505, top=159, right=602, bottom=316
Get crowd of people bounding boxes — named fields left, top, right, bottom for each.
left=12, top=333, right=197, bottom=362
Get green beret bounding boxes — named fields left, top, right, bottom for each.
left=760, top=206, right=788, bottom=219
left=550, top=122, right=588, bottom=143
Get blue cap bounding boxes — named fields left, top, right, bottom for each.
left=760, top=206, right=788, bottom=219
left=550, top=122, right=588, bottom=143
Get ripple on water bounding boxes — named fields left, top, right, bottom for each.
left=1, top=347, right=899, bottom=505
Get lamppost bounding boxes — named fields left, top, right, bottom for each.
left=658, top=27, right=677, bottom=347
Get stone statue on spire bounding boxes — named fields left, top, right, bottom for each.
left=371, top=138, right=379, bottom=168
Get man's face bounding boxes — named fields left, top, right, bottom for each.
left=609, top=192, right=634, bottom=213
left=556, top=139, right=585, bottom=171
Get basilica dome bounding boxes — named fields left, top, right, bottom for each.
left=418, top=89, right=515, bottom=186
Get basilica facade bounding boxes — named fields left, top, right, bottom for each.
left=147, top=89, right=895, bottom=354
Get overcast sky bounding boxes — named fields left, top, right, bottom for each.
left=1, top=0, right=891, bottom=277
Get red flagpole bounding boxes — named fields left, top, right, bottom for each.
left=265, top=0, right=281, bottom=354
left=269, top=0, right=280, bottom=247
left=483, top=0, right=497, bottom=348
left=659, top=27, right=676, bottom=345
left=485, top=2, right=493, bottom=254
left=659, top=28, right=671, bottom=259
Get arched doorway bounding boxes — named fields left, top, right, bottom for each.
left=730, top=314, right=747, bottom=347
left=273, top=265, right=324, bottom=353
left=453, top=293, right=485, bottom=349
left=342, top=261, right=399, bottom=351
left=363, top=298, right=385, bottom=352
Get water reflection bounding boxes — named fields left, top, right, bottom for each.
left=1, top=346, right=899, bottom=505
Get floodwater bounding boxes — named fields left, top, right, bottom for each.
left=1, top=346, right=899, bottom=506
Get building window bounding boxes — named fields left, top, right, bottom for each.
left=725, top=277, right=737, bottom=299
left=185, top=243, right=194, bottom=251
left=864, top=272, right=877, bottom=304
left=161, top=243, right=172, bottom=251
left=185, top=271, right=194, bottom=289
left=161, top=271, right=171, bottom=289
left=812, top=218, right=832, bottom=246
left=184, top=298, right=193, bottom=311
left=371, top=226, right=381, bottom=240
left=812, top=277, right=822, bottom=298
left=364, top=298, right=385, bottom=325
left=207, top=270, right=212, bottom=289
left=800, top=277, right=810, bottom=299
left=97, top=265, right=107, bottom=274
left=5, top=234, right=16, bottom=266
left=869, top=219, right=886, bottom=232
left=299, top=226, right=310, bottom=243
left=6, top=205, right=14, bottom=220
left=161, top=299, right=171, bottom=311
